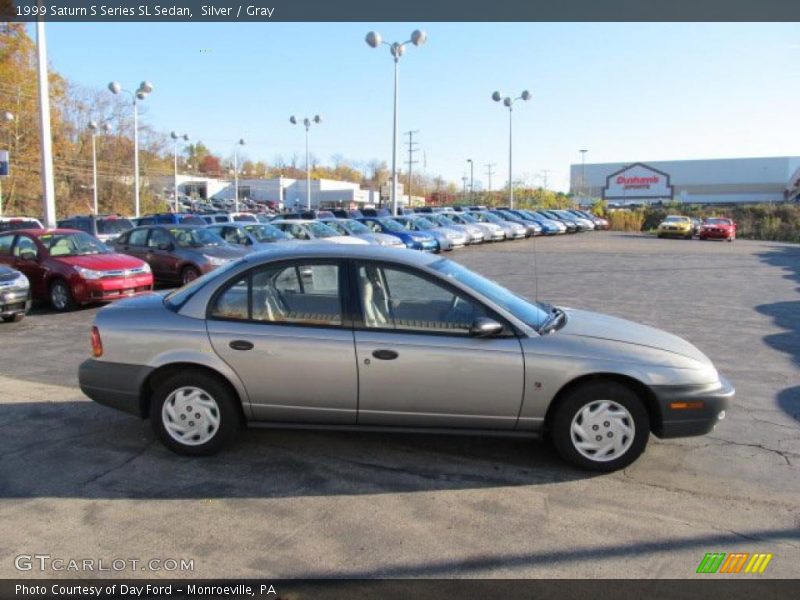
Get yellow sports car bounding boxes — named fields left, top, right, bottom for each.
left=657, top=215, right=694, bottom=239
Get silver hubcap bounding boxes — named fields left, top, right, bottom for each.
left=570, top=400, right=635, bottom=462
left=183, top=269, right=198, bottom=284
left=162, top=386, right=220, bottom=446
left=51, top=284, right=68, bottom=309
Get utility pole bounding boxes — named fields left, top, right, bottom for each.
left=485, top=163, right=496, bottom=192
left=404, top=130, right=419, bottom=207
left=541, top=169, right=549, bottom=190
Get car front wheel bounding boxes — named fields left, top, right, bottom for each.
left=551, top=381, right=650, bottom=472
left=181, top=266, right=201, bottom=285
left=50, top=279, right=76, bottom=311
left=150, top=371, right=240, bottom=456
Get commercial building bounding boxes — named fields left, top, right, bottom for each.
left=570, top=156, right=800, bottom=205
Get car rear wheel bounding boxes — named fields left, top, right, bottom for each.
left=181, top=266, right=201, bottom=285
left=49, top=279, right=76, bottom=312
left=151, top=371, right=241, bottom=456
left=551, top=381, right=649, bottom=472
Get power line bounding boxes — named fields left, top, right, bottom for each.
left=485, top=163, right=496, bottom=192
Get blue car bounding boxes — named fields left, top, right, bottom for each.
left=511, top=210, right=563, bottom=235
left=133, top=213, right=206, bottom=226
left=357, top=217, right=439, bottom=251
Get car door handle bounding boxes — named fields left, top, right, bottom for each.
left=372, top=349, right=398, bottom=360
left=229, top=340, right=254, bottom=351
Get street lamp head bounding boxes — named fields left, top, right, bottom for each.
left=520, top=90, right=532, bottom=101
left=170, top=131, right=178, bottom=140
left=290, top=115, right=297, bottom=125
left=237, top=138, right=246, bottom=146
left=138, top=81, right=154, bottom=95
left=411, top=30, right=428, bottom=47
left=365, top=31, right=382, bottom=48
left=303, top=118, right=310, bottom=128
left=467, top=158, right=473, bottom=164
left=2, top=111, right=14, bottom=122
left=491, top=91, right=502, bottom=102
left=390, top=42, right=405, bottom=58
left=503, top=97, right=512, bottom=108
left=88, top=120, right=98, bottom=132
left=108, top=81, right=122, bottom=95
left=102, top=123, right=113, bottom=134
left=313, top=115, right=322, bottom=124
left=183, top=134, right=190, bottom=141
left=136, top=91, right=146, bottom=100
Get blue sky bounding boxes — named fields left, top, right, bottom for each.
left=43, top=22, right=800, bottom=192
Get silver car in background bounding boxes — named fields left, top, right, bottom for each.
left=443, top=212, right=495, bottom=242
left=79, top=244, right=733, bottom=472
left=319, top=218, right=406, bottom=248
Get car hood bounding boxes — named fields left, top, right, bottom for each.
left=559, top=308, right=712, bottom=365
left=0, top=266, right=22, bottom=281
left=52, top=253, right=146, bottom=270
left=358, top=232, right=403, bottom=245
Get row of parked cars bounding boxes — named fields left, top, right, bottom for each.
left=0, top=205, right=609, bottom=321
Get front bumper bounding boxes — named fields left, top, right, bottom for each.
left=79, top=359, right=154, bottom=418
left=699, top=229, right=732, bottom=239
left=72, top=274, right=154, bottom=304
left=658, top=228, right=692, bottom=237
left=651, top=376, right=735, bottom=438
left=0, top=287, right=31, bottom=317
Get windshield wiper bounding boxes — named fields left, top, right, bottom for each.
left=539, top=307, right=566, bottom=334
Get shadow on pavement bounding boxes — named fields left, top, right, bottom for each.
left=755, top=244, right=800, bottom=423
left=0, top=400, right=594, bottom=499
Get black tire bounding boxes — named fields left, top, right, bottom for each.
left=150, top=370, right=241, bottom=456
left=49, top=279, right=76, bottom=311
left=1, top=313, right=24, bottom=323
left=181, top=265, right=201, bottom=285
left=550, top=381, right=650, bottom=472
left=684, top=233, right=693, bottom=240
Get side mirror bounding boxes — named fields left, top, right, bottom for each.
left=470, top=317, right=504, bottom=337
left=19, top=250, right=37, bottom=261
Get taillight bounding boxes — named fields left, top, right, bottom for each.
left=91, top=326, right=103, bottom=358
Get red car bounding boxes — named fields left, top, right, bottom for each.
left=698, top=217, right=736, bottom=242
left=0, top=228, right=153, bottom=311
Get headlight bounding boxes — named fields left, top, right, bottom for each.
left=205, top=256, right=230, bottom=266
left=446, top=233, right=459, bottom=240
left=75, top=266, right=103, bottom=280
left=410, top=234, right=427, bottom=241
left=140, top=262, right=151, bottom=273
left=12, top=272, right=29, bottom=288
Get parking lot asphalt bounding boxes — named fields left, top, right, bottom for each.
left=1, top=232, right=798, bottom=578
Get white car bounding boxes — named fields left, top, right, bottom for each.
left=270, top=219, right=370, bottom=245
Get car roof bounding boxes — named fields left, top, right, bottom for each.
left=5, top=228, right=82, bottom=237
left=241, top=242, right=440, bottom=268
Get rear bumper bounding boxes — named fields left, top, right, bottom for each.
left=651, top=376, right=735, bottom=438
left=79, top=359, right=153, bottom=418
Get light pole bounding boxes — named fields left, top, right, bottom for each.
left=232, top=138, right=245, bottom=211
left=492, top=89, right=531, bottom=209
left=87, top=120, right=112, bottom=215
left=0, top=111, right=13, bottom=217
left=108, top=80, right=153, bottom=218
left=170, top=132, right=190, bottom=212
left=579, top=149, right=588, bottom=203
left=365, top=29, right=428, bottom=216
left=466, top=158, right=474, bottom=201
left=290, top=115, right=322, bottom=210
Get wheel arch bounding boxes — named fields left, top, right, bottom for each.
left=543, top=372, right=662, bottom=434
left=140, top=362, right=247, bottom=424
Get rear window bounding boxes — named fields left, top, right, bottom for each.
left=96, top=218, right=134, bottom=234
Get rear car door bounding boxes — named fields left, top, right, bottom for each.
left=352, top=261, right=525, bottom=429
left=206, top=260, right=358, bottom=424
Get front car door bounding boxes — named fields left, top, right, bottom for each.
left=206, top=260, right=358, bottom=424
left=351, top=261, right=525, bottom=429
left=146, top=228, right=180, bottom=281
left=10, top=235, right=46, bottom=297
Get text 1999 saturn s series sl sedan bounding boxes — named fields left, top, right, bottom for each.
left=78, top=245, right=734, bottom=471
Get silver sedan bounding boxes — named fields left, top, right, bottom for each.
left=79, top=245, right=733, bottom=472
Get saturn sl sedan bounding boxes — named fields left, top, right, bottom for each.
left=78, top=245, right=733, bottom=472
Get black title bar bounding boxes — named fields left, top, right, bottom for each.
left=3, top=0, right=800, bottom=22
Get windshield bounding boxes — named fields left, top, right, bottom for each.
left=480, top=213, right=506, bottom=225
left=413, top=217, right=436, bottom=230
left=704, top=218, right=732, bottom=225
left=96, top=218, right=134, bottom=234
left=244, top=224, right=289, bottom=242
left=323, top=221, right=349, bottom=235
left=307, top=222, right=339, bottom=238
left=42, top=231, right=111, bottom=256
left=379, top=218, right=407, bottom=233
left=458, top=213, right=479, bottom=224
left=171, top=227, right=224, bottom=248
left=429, top=259, right=549, bottom=330
left=664, top=216, right=690, bottom=223
left=340, top=220, right=371, bottom=234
